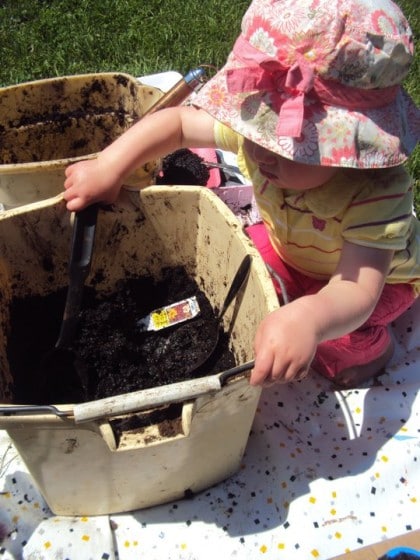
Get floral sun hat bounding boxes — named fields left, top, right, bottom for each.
left=194, top=0, right=420, bottom=168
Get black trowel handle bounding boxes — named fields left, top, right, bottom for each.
left=69, top=203, right=99, bottom=276
left=55, top=203, right=98, bottom=348
left=218, top=254, right=251, bottom=319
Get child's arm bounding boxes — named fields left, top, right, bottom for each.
left=63, top=106, right=217, bottom=211
left=250, top=241, right=394, bottom=386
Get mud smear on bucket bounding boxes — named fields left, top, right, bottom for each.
left=0, top=75, right=142, bottom=165
left=7, top=267, right=235, bottom=405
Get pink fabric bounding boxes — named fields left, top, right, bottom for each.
left=247, top=223, right=416, bottom=378
left=246, top=223, right=326, bottom=299
left=226, top=35, right=400, bottom=138
left=190, top=148, right=221, bottom=188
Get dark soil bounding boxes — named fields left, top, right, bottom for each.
left=156, top=148, right=210, bottom=186
left=7, top=267, right=235, bottom=405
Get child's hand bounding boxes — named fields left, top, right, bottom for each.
left=62, top=107, right=217, bottom=212
left=250, top=302, right=319, bottom=386
left=250, top=242, right=394, bottom=386
left=63, top=157, right=123, bottom=212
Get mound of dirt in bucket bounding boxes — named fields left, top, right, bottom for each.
left=7, top=267, right=236, bottom=405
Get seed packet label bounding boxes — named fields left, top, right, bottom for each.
left=137, top=296, right=200, bottom=331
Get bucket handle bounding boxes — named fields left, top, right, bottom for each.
left=0, top=404, right=72, bottom=418
left=72, top=375, right=222, bottom=423
left=73, top=361, right=255, bottom=424
left=0, top=361, right=255, bottom=422
left=219, top=360, right=254, bottom=385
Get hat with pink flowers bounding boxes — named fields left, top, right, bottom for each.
left=194, top=0, right=419, bottom=168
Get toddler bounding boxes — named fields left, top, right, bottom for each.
left=63, top=0, right=420, bottom=388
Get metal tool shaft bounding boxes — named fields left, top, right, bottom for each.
left=142, top=67, right=205, bottom=116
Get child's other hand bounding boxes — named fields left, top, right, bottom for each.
left=250, top=303, right=319, bottom=386
left=249, top=243, right=393, bottom=387
left=63, top=158, right=123, bottom=211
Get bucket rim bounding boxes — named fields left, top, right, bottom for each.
left=0, top=71, right=141, bottom=93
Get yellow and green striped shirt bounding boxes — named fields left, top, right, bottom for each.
left=215, top=122, right=420, bottom=294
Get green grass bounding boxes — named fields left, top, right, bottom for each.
left=0, top=0, right=248, bottom=81
left=0, top=0, right=418, bottom=212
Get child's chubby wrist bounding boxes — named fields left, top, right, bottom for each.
left=96, top=151, right=126, bottom=186
left=284, top=297, right=326, bottom=344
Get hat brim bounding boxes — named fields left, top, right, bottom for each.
left=194, top=62, right=419, bottom=169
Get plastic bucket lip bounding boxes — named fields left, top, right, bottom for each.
left=0, top=153, right=97, bottom=174
left=0, top=71, right=138, bottom=90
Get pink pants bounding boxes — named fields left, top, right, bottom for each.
left=247, top=223, right=416, bottom=379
